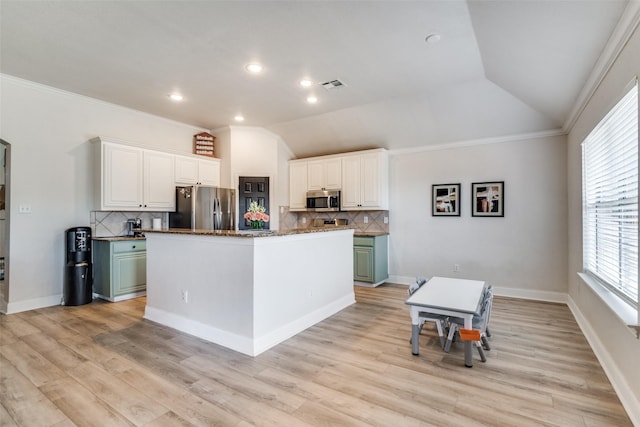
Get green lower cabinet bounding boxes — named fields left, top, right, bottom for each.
left=353, top=234, right=388, bottom=285
left=93, top=239, right=147, bottom=301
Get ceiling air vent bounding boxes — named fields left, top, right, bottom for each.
left=320, top=79, right=346, bottom=90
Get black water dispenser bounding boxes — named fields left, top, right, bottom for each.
left=64, top=227, right=93, bottom=306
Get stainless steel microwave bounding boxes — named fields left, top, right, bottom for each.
left=306, top=190, right=341, bottom=211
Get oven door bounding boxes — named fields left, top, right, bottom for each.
left=307, top=196, right=330, bottom=210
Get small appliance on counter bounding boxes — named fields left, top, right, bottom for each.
left=63, top=226, right=93, bottom=306
left=170, top=185, right=236, bottom=230
left=127, top=218, right=143, bottom=237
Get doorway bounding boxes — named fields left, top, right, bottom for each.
left=238, top=176, right=269, bottom=230
left=0, top=139, right=10, bottom=313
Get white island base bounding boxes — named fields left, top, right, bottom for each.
left=143, top=228, right=355, bottom=356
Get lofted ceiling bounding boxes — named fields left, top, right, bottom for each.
left=0, top=1, right=630, bottom=158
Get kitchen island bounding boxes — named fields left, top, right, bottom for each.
left=143, top=227, right=355, bottom=356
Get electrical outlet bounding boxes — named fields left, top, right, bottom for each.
left=181, top=290, right=189, bottom=303
left=302, top=217, right=307, bottom=224
left=453, top=264, right=460, bottom=272
left=364, top=216, right=368, bottom=224
left=383, top=216, right=389, bottom=224
left=19, top=204, right=32, bottom=213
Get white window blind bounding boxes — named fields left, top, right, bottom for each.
left=582, top=82, right=638, bottom=306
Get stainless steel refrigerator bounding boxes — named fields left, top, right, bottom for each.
left=169, top=186, right=236, bottom=230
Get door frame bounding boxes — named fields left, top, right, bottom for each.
left=233, top=172, right=276, bottom=230
left=0, top=139, right=11, bottom=314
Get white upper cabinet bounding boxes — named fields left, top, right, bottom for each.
left=101, top=143, right=143, bottom=209
left=341, top=149, right=388, bottom=210
left=143, top=151, right=176, bottom=210
left=197, top=158, right=220, bottom=186
left=307, top=158, right=342, bottom=191
left=289, top=160, right=308, bottom=211
left=288, top=148, right=388, bottom=212
left=95, top=139, right=175, bottom=211
left=174, top=155, right=198, bottom=184
left=175, top=155, right=220, bottom=186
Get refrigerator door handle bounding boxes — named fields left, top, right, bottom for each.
left=211, top=198, right=218, bottom=230
left=213, top=197, right=221, bottom=230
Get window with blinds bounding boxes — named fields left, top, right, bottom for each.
left=582, top=81, right=638, bottom=306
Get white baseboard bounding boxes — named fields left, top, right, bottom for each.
left=567, top=296, right=640, bottom=427
left=95, top=291, right=146, bottom=302
left=6, top=294, right=63, bottom=314
left=145, top=293, right=356, bottom=357
left=144, top=306, right=255, bottom=356
left=253, top=294, right=355, bottom=355
left=354, top=280, right=386, bottom=288
left=387, top=275, right=568, bottom=303
left=387, top=275, right=415, bottom=285
left=491, top=286, right=568, bottom=304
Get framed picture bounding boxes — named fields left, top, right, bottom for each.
left=432, top=183, right=461, bottom=216
left=472, top=181, right=504, bottom=217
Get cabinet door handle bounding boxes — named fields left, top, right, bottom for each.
left=132, top=245, right=136, bottom=249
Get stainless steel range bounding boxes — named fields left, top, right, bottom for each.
left=312, top=218, right=348, bottom=227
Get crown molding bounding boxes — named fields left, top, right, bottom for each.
left=388, top=128, right=565, bottom=156
left=563, top=0, right=640, bottom=133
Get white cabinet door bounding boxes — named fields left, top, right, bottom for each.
left=324, top=158, right=342, bottom=189
left=143, top=151, right=175, bottom=210
left=341, top=150, right=388, bottom=210
left=102, top=143, right=143, bottom=209
left=307, top=160, right=325, bottom=191
left=341, top=155, right=361, bottom=209
left=197, top=159, right=220, bottom=186
left=175, top=156, right=198, bottom=185
left=360, top=153, right=381, bottom=208
left=175, top=156, right=220, bottom=186
left=289, top=161, right=308, bottom=210
left=307, top=158, right=342, bottom=191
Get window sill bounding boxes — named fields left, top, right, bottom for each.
left=577, top=272, right=639, bottom=338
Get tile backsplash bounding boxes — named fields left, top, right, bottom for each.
left=90, top=211, right=168, bottom=237
left=91, top=208, right=388, bottom=237
left=279, top=207, right=389, bottom=234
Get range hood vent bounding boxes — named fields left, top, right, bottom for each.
left=320, top=79, right=346, bottom=90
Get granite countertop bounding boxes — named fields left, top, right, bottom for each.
left=93, top=236, right=147, bottom=242
left=142, top=226, right=355, bottom=238
left=354, top=231, right=389, bottom=237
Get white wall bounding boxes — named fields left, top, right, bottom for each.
left=566, top=21, right=640, bottom=424
left=218, top=126, right=292, bottom=231
left=388, top=134, right=568, bottom=300
left=0, top=75, right=206, bottom=313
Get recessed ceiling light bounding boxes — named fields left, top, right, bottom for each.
left=425, top=33, right=442, bottom=44
left=168, top=93, right=183, bottom=101
left=300, top=79, right=313, bottom=87
left=307, top=96, right=318, bottom=104
left=234, top=115, right=245, bottom=122
left=245, top=63, right=263, bottom=73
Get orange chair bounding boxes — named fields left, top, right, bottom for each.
left=444, top=286, right=493, bottom=362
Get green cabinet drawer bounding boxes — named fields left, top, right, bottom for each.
left=113, top=240, right=146, bottom=253
left=353, top=236, right=375, bottom=247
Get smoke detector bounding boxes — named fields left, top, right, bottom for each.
left=320, top=79, right=346, bottom=90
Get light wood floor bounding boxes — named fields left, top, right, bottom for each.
left=0, top=284, right=632, bottom=427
